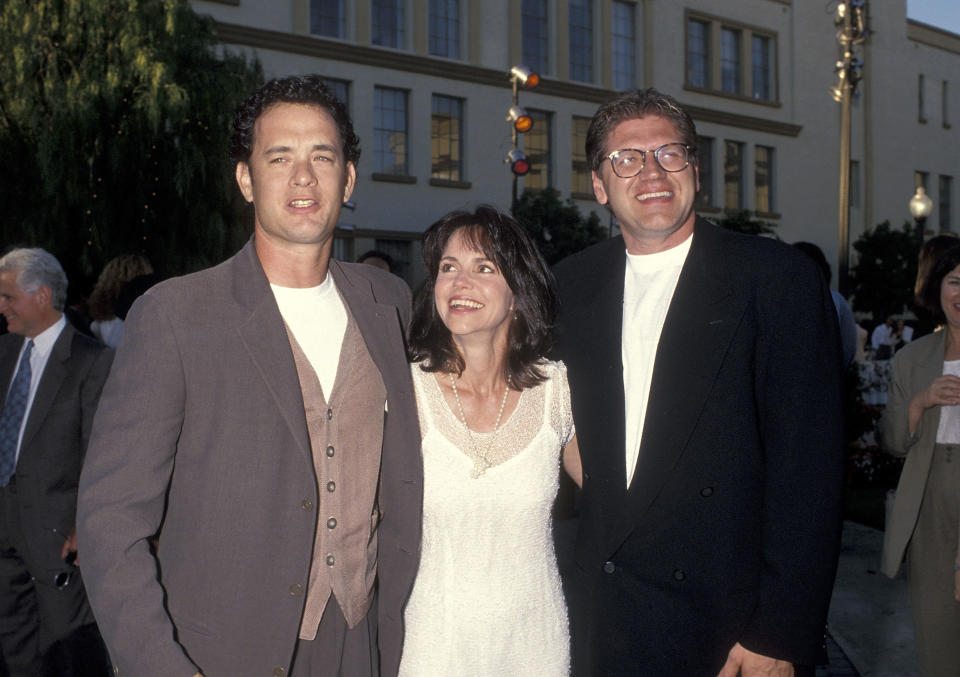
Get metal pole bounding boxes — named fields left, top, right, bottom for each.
left=837, top=65, right=852, bottom=296
left=511, top=79, right=520, bottom=214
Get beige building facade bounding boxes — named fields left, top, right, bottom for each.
left=192, top=0, right=959, bottom=289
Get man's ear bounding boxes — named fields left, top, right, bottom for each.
left=342, top=161, right=357, bottom=204
left=34, top=285, right=52, bottom=309
left=591, top=170, right=609, bottom=206
left=236, top=162, right=254, bottom=203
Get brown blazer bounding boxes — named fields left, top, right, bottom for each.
left=77, top=239, right=422, bottom=677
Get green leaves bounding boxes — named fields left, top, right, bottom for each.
left=0, top=0, right=262, bottom=290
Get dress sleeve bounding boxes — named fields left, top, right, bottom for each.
left=550, top=360, right=576, bottom=447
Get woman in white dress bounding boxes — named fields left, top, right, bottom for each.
left=400, top=206, right=582, bottom=677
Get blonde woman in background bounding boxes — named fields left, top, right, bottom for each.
left=88, top=255, right=152, bottom=348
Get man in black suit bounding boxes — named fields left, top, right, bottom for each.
left=553, top=89, right=844, bottom=676
left=0, top=248, right=113, bottom=675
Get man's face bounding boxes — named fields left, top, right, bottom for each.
left=0, top=271, right=52, bottom=338
left=236, top=102, right=356, bottom=253
left=591, top=115, right=699, bottom=254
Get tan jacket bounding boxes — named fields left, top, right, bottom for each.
left=879, top=329, right=945, bottom=577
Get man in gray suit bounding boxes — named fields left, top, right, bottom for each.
left=78, top=76, right=422, bottom=677
left=0, top=248, right=113, bottom=675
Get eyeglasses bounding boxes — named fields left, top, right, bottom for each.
left=606, top=143, right=695, bottom=178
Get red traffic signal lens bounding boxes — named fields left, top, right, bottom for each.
left=507, top=149, right=530, bottom=176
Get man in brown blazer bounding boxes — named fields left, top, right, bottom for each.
left=0, top=248, right=112, bottom=675
left=77, top=76, right=422, bottom=677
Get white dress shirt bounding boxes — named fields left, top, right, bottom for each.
left=7, top=314, right=66, bottom=464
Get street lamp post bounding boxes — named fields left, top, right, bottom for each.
left=910, top=186, right=934, bottom=248
left=831, top=0, right=866, bottom=296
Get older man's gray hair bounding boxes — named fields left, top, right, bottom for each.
left=0, top=248, right=68, bottom=311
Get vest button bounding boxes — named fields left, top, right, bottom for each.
left=301, top=499, right=313, bottom=511
left=326, top=445, right=335, bottom=458
left=326, top=481, right=336, bottom=492
left=326, top=554, right=335, bottom=566
left=272, top=668, right=286, bottom=677
left=603, top=561, right=616, bottom=574
left=327, top=408, right=333, bottom=421
left=700, top=487, right=714, bottom=497
left=288, top=583, right=303, bottom=596
left=327, top=517, right=337, bottom=529
left=673, top=569, right=686, bottom=581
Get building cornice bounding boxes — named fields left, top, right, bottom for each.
left=213, top=21, right=803, bottom=138
left=907, top=20, right=960, bottom=55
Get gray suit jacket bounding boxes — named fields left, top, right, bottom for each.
left=0, top=323, right=112, bottom=554
left=77, top=239, right=422, bottom=677
left=880, top=329, right=945, bottom=577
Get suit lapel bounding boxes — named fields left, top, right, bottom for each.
left=232, top=242, right=312, bottom=462
left=329, top=261, right=407, bottom=400
left=618, top=220, right=743, bottom=534
left=0, top=336, right=23, bottom=410
left=20, top=324, right=72, bottom=452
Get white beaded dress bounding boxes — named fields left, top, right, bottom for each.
left=398, top=360, right=574, bottom=677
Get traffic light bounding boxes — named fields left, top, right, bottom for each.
left=506, top=105, right=533, bottom=133
left=505, top=65, right=539, bottom=184
left=506, top=149, right=530, bottom=176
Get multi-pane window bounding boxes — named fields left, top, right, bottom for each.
left=522, top=0, right=549, bottom=75
left=429, top=0, right=460, bottom=59
left=611, top=2, right=635, bottom=90
left=431, top=95, right=463, bottom=181
left=724, top=141, right=744, bottom=209
left=918, top=74, right=926, bottom=122
left=687, top=16, right=776, bottom=102
left=569, top=0, right=593, bottom=83
left=320, top=77, right=349, bottom=107
left=374, top=87, right=408, bottom=175
left=571, top=116, right=591, bottom=195
left=687, top=19, right=710, bottom=89
left=721, top=28, right=741, bottom=95
left=695, top=136, right=713, bottom=208
left=754, top=145, right=774, bottom=213
left=372, top=0, right=405, bottom=49
left=751, top=35, right=772, bottom=100
left=311, top=0, right=345, bottom=38
left=524, top=111, right=552, bottom=190
left=940, top=175, right=953, bottom=232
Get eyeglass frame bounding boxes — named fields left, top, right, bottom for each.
left=605, top=143, right=696, bottom=178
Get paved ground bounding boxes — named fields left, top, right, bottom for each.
left=826, top=521, right=917, bottom=677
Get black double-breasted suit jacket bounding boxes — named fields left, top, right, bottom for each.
left=553, top=219, right=845, bottom=676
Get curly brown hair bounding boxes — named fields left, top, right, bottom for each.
left=88, top=255, right=153, bottom=320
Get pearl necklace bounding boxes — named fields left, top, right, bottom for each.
left=449, top=373, right=510, bottom=477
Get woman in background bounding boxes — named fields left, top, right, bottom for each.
left=88, top=254, right=153, bottom=347
left=881, top=243, right=960, bottom=677
left=400, top=206, right=580, bottom=676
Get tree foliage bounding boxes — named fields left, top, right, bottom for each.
left=0, top=0, right=263, bottom=290
left=709, top=209, right=779, bottom=238
left=512, top=188, right=608, bottom=265
left=848, top=220, right=920, bottom=326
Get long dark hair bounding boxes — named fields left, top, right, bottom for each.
left=408, top=206, right=558, bottom=389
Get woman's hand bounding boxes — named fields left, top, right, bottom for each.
left=908, top=375, right=960, bottom=433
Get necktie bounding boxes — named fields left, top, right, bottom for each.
left=0, top=340, right=34, bottom=486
